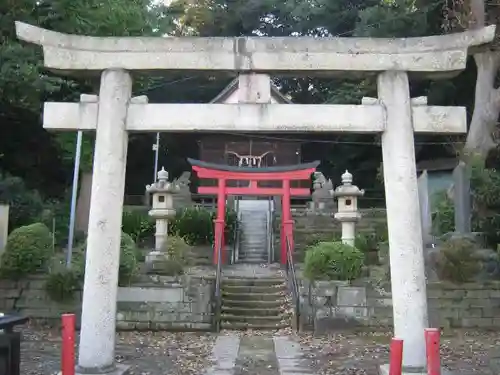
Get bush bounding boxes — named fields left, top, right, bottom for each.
left=74, top=232, right=139, bottom=285
left=170, top=207, right=213, bottom=245
left=431, top=191, right=455, bottom=236
left=154, top=235, right=193, bottom=276
left=169, top=207, right=238, bottom=246
left=45, top=268, right=81, bottom=302
left=0, top=222, right=53, bottom=279
left=354, top=233, right=377, bottom=253
left=0, top=174, right=44, bottom=230
left=434, top=238, right=479, bottom=283
left=119, top=233, right=139, bottom=284
left=305, top=233, right=340, bottom=248
left=163, top=235, right=192, bottom=262
left=303, top=241, right=364, bottom=281
left=121, top=208, right=155, bottom=243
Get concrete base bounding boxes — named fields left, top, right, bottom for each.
left=145, top=251, right=168, bottom=272
left=58, top=364, right=131, bottom=375
left=379, top=364, right=452, bottom=375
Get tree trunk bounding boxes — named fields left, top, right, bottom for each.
left=465, top=51, right=500, bottom=160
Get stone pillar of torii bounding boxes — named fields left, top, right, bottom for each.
left=14, top=20, right=495, bottom=375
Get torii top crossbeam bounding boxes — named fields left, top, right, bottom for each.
left=15, top=21, right=495, bottom=75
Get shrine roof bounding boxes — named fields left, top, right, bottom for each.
left=210, top=77, right=292, bottom=104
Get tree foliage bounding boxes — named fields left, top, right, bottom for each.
left=0, top=0, right=494, bottom=202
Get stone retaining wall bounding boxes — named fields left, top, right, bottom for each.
left=274, top=208, right=387, bottom=261
left=299, top=279, right=500, bottom=331
left=0, top=275, right=214, bottom=331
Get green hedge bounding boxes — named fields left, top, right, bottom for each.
left=304, top=241, right=364, bottom=281
left=0, top=222, right=53, bottom=279
left=169, top=207, right=238, bottom=246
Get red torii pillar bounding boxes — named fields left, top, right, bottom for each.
left=188, top=158, right=319, bottom=265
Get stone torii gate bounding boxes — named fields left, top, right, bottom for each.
left=15, top=21, right=495, bottom=375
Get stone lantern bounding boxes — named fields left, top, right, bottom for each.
left=145, top=167, right=180, bottom=264
left=333, top=170, right=364, bottom=246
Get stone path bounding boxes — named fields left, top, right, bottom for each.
left=204, top=334, right=240, bottom=375
left=274, top=336, right=315, bottom=375
left=204, top=332, right=314, bottom=375
left=234, top=334, right=279, bottom=375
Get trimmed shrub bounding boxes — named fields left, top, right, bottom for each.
left=434, top=238, right=479, bottom=283
left=0, top=222, right=53, bottom=279
left=45, top=268, right=81, bottom=302
left=303, top=241, right=364, bottom=281
left=169, top=207, right=238, bottom=245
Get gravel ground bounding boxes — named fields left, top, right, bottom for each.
left=19, top=325, right=500, bottom=375
left=20, top=324, right=216, bottom=375
left=296, top=329, right=500, bottom=375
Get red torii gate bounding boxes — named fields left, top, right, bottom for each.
left=188, top=158, right=320, bottom=265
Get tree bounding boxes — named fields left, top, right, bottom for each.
left=0, top=0, right=177, bottom=195
left=443, top=0, right=500, bottom=160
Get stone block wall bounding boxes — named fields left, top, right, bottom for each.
left=299, top=279, right=500, bottom=331
left=274, top=208, right=387, bottom=261
left=0, top=276, right=80, bottom=320
left=116, top=275, right=213, bottom=331
left=0, top=275, right=214, bottom=331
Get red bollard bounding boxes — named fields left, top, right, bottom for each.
left=61, top=314, right=76, bottom=375
left=425, top=328, right=441, bottom=375
left=389, top=338, right=404, bottom=375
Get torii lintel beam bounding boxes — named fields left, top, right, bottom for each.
left=15, top=22, right=495, bottom=75
left=43, top=102, right=467, bottom=134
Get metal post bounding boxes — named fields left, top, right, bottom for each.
left=153, top=132, right=160, bottom=181
left=66, top=131, right=83, bottom=268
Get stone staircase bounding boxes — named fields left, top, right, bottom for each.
left=220, top=276, right=291, bottom=330
left=238, top=203, right=269, bottom=263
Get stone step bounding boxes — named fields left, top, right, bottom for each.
left=222, top=291, right=286, bottom=302
left=220, top=321, right=289, bottom=330
left=237, top=258, right=269, bottom=264
left=222, top=298, right=285, bottom=309
left=238, top=250, right=267, bottom=254
left=236, top=259, right=269, bottom=264
left=221, top=306, right=285, bottom=316
left=238, top=254, right=268, bottom=258
left=222, top=277, right=285, bottom=286
left=221, top=313, right=288, bottom=323
left=222, top=284, right=285, bottom=294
